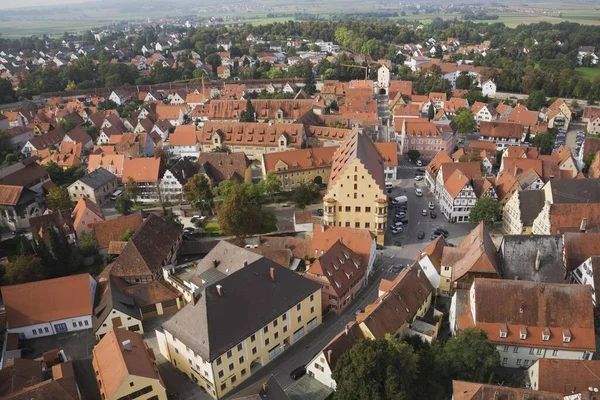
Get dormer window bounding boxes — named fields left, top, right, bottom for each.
left=563, top=328, right=572, bottom=343
left=542, top=328, right=550, bottom=341
left=519, top=326, right=527, bottom=340
left=499, top=323, right=507, bottom=339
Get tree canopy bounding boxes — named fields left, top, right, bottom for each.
left=469, top=196, right=500, bottom=228
left=454, top=108, right=477, bottom=135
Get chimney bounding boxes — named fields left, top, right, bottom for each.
left=191, top=293, right=198, bottom=305
left=262, top=381, right=269, bottom=394
left=345, top=324, right=349, bottom=335
left=417, top=268, right=421, bottom=278
left=519, top=303, right=524, bottom=314
left=327, top=349, right=332, bottom=364
left=213, top=259, right=219, bottom=268
left=513, top=168, right=518, bottom=177
left=243, top=260, right=248, bottom=267
left=535, top=249, right=541, bottom=271
left=580, top=218, right=588, bottom=232
left=321, top=225, right=325, bottom=232
left=270, top=267, right=275, bottom=281
left=216, top=284, right=223, bottom=296
left=122, top=340, right=132, bottom=351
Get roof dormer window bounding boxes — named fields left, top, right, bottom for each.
left=519, top=326, right=527, bottom=340
left=542, top=327, right=550, bottom=341
left=563, top=328, right=572, bottom=343
left=499, top=323, right=507, bottom=339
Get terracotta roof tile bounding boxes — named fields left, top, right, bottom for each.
left=374, top=142, right=398, bottom=167
left=263, top=147, right=336, bottom=174
left=306, top=241, right=365, bottom=297
left=122, top=157, right=163, bottom=183
left=480, top=120, right=523, bottom=139
left=0, top=185, right=24, bottom=206
left=200, top=121, right=304, bottom=148
left=92, top=214, right=143, bottom=248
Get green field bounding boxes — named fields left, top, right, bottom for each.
left=575, top=67, right=600, bottom=80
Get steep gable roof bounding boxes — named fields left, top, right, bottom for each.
left=263, top=147, right=336, bottom=173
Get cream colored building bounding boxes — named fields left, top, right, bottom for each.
left=68, top=167, right=118, bottom=206
left=323, top=127, right=387, bottom=244
left=502, top=190, right=546, bottom=235
left=93, top=328, right=167, bottom=400
left=261, top=147, right=337, bottom=190
left=157, top=257, right=322, bottom=400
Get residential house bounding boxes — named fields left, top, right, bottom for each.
left=305, top=126, right=351, bottom=148
left=160, top=158, right=197, bottom=202
left=21, top=128, right=66, bottom=157
left=505, top=104, right=546, bottom=137
left=88, top=154, right=126, bottom=179
left=570, top=256, right=600, bottom=306
left=433, top=162, right=484, bottom=222
left=93, top=275, right=144, bottom=338
left=0, top=359, right=80, bottom=400
left=158, top=257, right=322, bottom=400
left=1, top=274, right=96, bottom=339
left=207, top=100, right=315, bottom=122
left=93, top=328, right=167, bottom=400
left=29, top=210, right=77, bottom=245
left=62, top=126, right=93, bottom=151
left=577, top=46, right=599, bottom=65
left=471, top=101, right=498, bottom=127
left=229, top=375, right=290, bottom=400
left=481, top=79, right=497, bottom=96
left=261, top=147, right=336, bottom=190
left=71, top=197, right=104, bottom=237
left=527, top=359, right=600, bottom=395
left=502, top=190, right=546, bottom=234
left=217, top=65, right=231, bottom=79
left=541, top=99, right=573, bottom=130
left=92, top=213, right=144, bottom=252
left=479, top=121, right=523, bottom=150
left=122, top=157, right=165, bottom=202
left=198, top=152, right=252, bottom=186
left=109, top=89, right=132, bottom=106
left=108, top=214, right=182, bottom=283
left=151, top=120, right=173, bottom=142
left=155, top=104, right=185, bottom=126
left=413, top=236, right=448, bottom=294
left=499, top=235, right=566, bottom=284
left=3, top=126, right=34, bottom=150
left=199, top=122, right=305, bottom=160
left=167, top=124, right=201, bottom=159
left=375, top=142, right=399, bottom=180
left=450, top=278, right=595, bottom=368
left=322, top=127, right=387, bottom=244
left=451, top=380, right=562, bottom=400
left=398, top=118, right=455, bottom=159
left=303, top=241, right=367, bottom=315
left=583, top=106, right=600, bottom=134
left=293, top=210, right=314, bottom=233
left=0, top=185, right=43, bottom=231
left=425, top=151, right=453, bottom=194
left=307, top=264, right=433, bottom=390
left=67, top=167, right=118, bottom=206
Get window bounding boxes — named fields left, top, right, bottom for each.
left=227, top=350, right=232, bottom=358
left=241, top=368, right=246, bottom=376
left=365, top=207, right=371, bottom=213
left=282, top=313, right=287, bottom=321
left=529, top=349, right=534, bottom=355
left=84, top=320, right=89, bottom=326
left=310, top=306, right=315, bottom=314
left=552, top=350, right=559, bottom=356
left=251, top=334, right=256, bottom=342
left=44, top=327, right=49, bottom=333
left=252, top=347, right=257, bottom=355
left=274, top=319, right=278, bottom=327
left=78, top=321, right=83, bottom=327
left=216, top=357, right=222, bottom=366
left=524, top=360, right=530, bottom=367
left=228, top=363, right=234, bottom=371
left=503, top=346, right=509, bottom=352
left=283, top=326, right=288, bottom=333
left=365, top=222, right=370, bottom=228
left=502, top=357, right=508, bottom=364
left=237, top=343, right=243, bottom=351
left=274, top=332, right=279, bottom=339
left=221, top=383, right=226, bottom=391
left=345, top=206, right=351, bottom=212
left=263, top=326, right=269, bottom=334
left=516, top=359, right=522, bottom=365
left=537, top=349, right=543, bottom=355
left=265, top=338, right=270, bottom=346
left=297, top=316, right=302, bottom=323
left=32, top=329, right=37, bottom=336
left=73, top=322, right=77, bottom=328
left=355, top=206, right=361, bottom=212
left=310, top=294, right=314, bottom=302
left=345, top=222, right=350, bottom=227
left=239, top=356, right=244, bottom=364
left=175, top=348, right=179, bottom=354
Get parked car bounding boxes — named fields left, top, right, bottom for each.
left=428, top=201, right=435, bottom=210
left=435, top=227, right=449, bottom=235
left=376, top=244, right=384, bottom=250
left=315, top=209, right=324, bottom=216
left=183, top=227, right=195, bottom=236
left=416, top=160, right=423, bottom=167
left=279, top=203, right=290, bottom=207
left=415, top=188, right=423, bottom=197
left=354, top=308, right=364, bottom=317
left=430, top=210, right=436, bottom=219
left=415, top=175, right=424, bottom=181
left=290, top=365, right=306, bottom=380
left=396, top=212, right=406, bottom=218
left=392, top=227, right=403, bottom=235
left=417, top=231, right=425, bottom=240
left=391, top=264, right=403, bottom=273
left=416, top=168, right=426, bottom=174
left=422, top=209, right=427, bottom=216
left=430, top=233, right=441, bottom=240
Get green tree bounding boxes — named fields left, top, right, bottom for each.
left=116, top=196, right=133, bottom=215
left=183, top=174, right=214, bottom=214
left=212, top=145, right=231, bottom=153
left=33, top=237, right=56, bottom=274
left=78, top=231, right=98, bottom=257
left=303, top=64, right=316, bottom=95
left=292, top=182, right=320, bottom=209
left=525, top=90, right=547, bottom=111
left=333, top=335, right=419, bottom=400
left=118, top=228, right=136, bottom=242
left=17, top=235, right=34, bottom=255
left=455, top=71, right=474, bottom=90
left=46, top=187, right=72, bottom=211
left=427, top=104, right=435, bottom=121
left=240, top=98, right=257, bottom=122
left=441, top=328, right=500, bottom=383
left=257, top=172, right=281, bottom=202
left=454, top=108, right=477, bottom=135
left=124, top=177, right=139, bottom=204
left=407, top=150, right=421, bottom=163
left=469, top=196, right=500, bottom=228
left=217, top=182, right=261, bottom=238
left=531, top=131, right=556, bottom=155
left=4, top=255, right=47, bottom=285
left=48, top=227, right=71, bottom=276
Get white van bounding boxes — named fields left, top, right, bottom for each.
left=394, top=196, right=408, bottom=204
left=110, top=189, right=123, bottom=201
left=385, top=182, right=393, bottom=190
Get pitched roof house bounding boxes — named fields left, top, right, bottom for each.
left=198, top=152, right=252, bottom=185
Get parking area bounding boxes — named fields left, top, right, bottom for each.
left=565, top=123, right=586, bottom=158
left=21, top=330, right=96, bottom=360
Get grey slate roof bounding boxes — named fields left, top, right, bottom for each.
left=92, top=276, right=139, bottom=332
left=78, top=167, right=116, bottom=190
left=168, top=158, right=197, bottom=185
left=548, top=179, right=600, bottom=204
left=518, top=190, right=546, bottom=225
left=163, top=257, right=321, bottom=361
left=500, top=235, right=566, bottom=283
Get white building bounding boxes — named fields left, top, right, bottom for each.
left=450, top=278, right=595, bottom=369
left=481, top=80, right=497, bottom=97
left=570, top=256, right=600, bottom=306
left=1, top=274, right=96, bottom=339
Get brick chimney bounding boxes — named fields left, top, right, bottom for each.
left=261, top=381, right=269, bottom=394
left=327, top=349, right=332, bottom=364
left=580, top=218, right=588, bottom=232
left=270, top=267, right=275, bottom=281
left=216, top=284, right=223, bottom=296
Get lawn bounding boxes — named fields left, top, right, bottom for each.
left=202, top=221, right=223, bottom=237
left=575, top=67, right=600, bottom=80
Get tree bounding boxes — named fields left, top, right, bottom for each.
left=257, top=172, right=281, bottom=202
left=292, top=182, right=320, bottom=209
left=441, top=328, right=500, bottom=383
left=524, top=125, right=532, bottom=143
left=33, top=237, right=56, bottom=274
left=183, top=174, right=214, bottom=214
left=455, top=71, right=474, bottom=90
left=48, top=226, right=72, bottom=276
left=407, top=150, right=421, bottom=163
left=240, top=98, right=256, bottom=122
left=17, top=235, right=34, bottom=255
left=454, top=108, right=477, bottom=135
left=303, top=65, right=316, bottom=95
left=427, top=104, right=435, bottom=121
left=217, top=182, right=261, bottom=237
left=124, top=177, right=139, bottom=203
left=118, top=228, right=136, bottom=242
left=212, top=145, right=231, bottom=153
left=4, top=255, right=47, bottom=285
left=333, top=335, right=419, bottom=400
left=46, top=187, right=72, bottom=211
left=469, top=196, right=500, bottom=228
left=116, top=196, right=133, bottom=215
left=531, top=131, right=556, bottom=155
left=525, top=90, right=547, bottom=111
left=78, top=231, right=98, bottom=257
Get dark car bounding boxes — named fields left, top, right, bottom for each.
left=436, top=227, right=449, bottom=235
left=416, top=168, right=426, bottom=174
left=430, top=233, right=440, bottom=240
left=417, top=231, right=425, bottom=239
left=315, top=209, right=324, bottom=216
left=290, top=365, right=306, bottom=380
left=430, top=210, right=436, bottom=219
left=376, top=244, right=384, bottom=250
